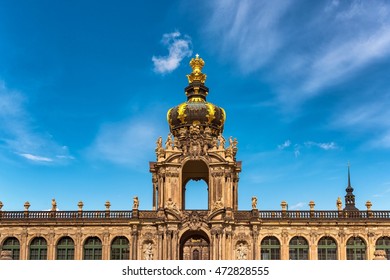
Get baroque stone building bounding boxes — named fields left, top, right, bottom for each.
left=1, top=55, right=390, bottom=260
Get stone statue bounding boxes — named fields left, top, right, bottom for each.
left=156, top=136, right=162, bottom=150
left=173, top=136, right=180, bottom=150
left=229, top=136, right=233, bottom=148
left=143, top=242, right=153, bottom=260
left=252, top=196, right=257, bottom=209
left=133, top=196, right=139, bottom=210
left=51, top=198, right=57, bottom=211
left=165, top=198, right=178, bottom=211
left=233, top=138, right=238, bottom=149
left=165, top=133, right=173, bottom=150
left=236, top=242, right=248, bottom=260
left=155, top=136, right=165, bottom=159
left=212, top=197, right=224, bottom=211
left=218, top=135, right=225, bottom=149
left=336, top=197, right=342, bottom=211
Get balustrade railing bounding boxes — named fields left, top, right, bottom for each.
left=0, top=210, right=133, bottom=220
left=1, top=210, right=390, bottom=220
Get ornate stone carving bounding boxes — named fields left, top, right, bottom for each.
left=0, top=250, right=12, bottom=260
left=143, top=232, right=154, bottom=240
left=155, top=136, right=165, bottom=159
left=143, top=242, right=153, bottom=260
left=212, top=197, right=224, bottom=211
left=165, top=198, right=180, bottom=214
left=373, top=250, right=387, bottom=260
left=252, top=196, right=258, bottom=209
left=165, top=133, right=173, bottom=150
left=188, top=211, right=201, bottom=230
left=236, top=242, right=248, bottom=260
left=133, top=196, right=139, bottom=210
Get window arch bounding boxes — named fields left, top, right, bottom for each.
left=182, top=160, right=209, bottom=210
left=1, top=237, right=20, bottom=260
left=318, top=236, right=337, bottom=260
left=346, top=236, right=366, bottom=260
left=29, top=237, right=47, bottom=260
left=56, top=236, right=75, bottom=260
left=260, top=236, right=280, bottom=260
left=111, top=236, right=130, bottom=260
left=83, top=237, right=102, bottom=260
left=289, top=236, right=309, bottom=260
left=375, top=236, right=390, bottom=260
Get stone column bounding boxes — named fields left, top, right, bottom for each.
left=157, top=231, right=163, bottom=260
left=281, top=231, right=289, bottom=260
left=309, top=232, right=317, bottom=260
left=225, top=229, right=233, bottom=260
left=152, top=175, right=158, bottom=210
left=75, top=232, right=82, bottom=260
left=367, top=232, right=375, bottom=260
left=102, top=232, right=110, bottom=260
left=47, top=232, right=55, bottom=260
left=172, top=230, right=179, bottom=260
left=338, top=231, right=346, bottom=260
left=166, top=230, right=172, bottom=260
left=20, top=231, right=28, bottom=260
left=252, top=226, right=259, bottom=260
left=131, top=229, right=138, bottom=260
left=217, top=228, right=223, bottom=260
left=210, top=229, right=216, bottom=260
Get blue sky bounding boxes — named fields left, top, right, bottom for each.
left=1, top=0, right=390, bottom=211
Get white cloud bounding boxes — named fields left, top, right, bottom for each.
left=152, top=31, right=193, bottom=74
left=305, top=141, right=338, bottom=150
left=19, top=153, right=53, bottom=162
left=0, top=81, right=73, bottom=163
left=278, top=140, right=291, bottom=150
left=205, top=0, right=291, bottom=72
left=301, top=27, right=390, bottom=96
left=204, top=0, right=390, bottom=105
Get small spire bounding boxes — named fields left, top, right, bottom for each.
left=344, top=162, right=359, bottom=211
left=347, top=161, right=351, bottom=188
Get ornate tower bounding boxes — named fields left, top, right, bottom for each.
left=149, top=55, right=241, bottom=213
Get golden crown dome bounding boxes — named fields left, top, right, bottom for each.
left=167, top=55, right=226, bottom=137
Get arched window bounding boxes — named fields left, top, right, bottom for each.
left=346, top=236, right=366, bottom=260
left=29, top=237, right=47, bottom=260
left=83, top=237, right=102, bottom=260
left=261, top=236, right=280, bottom=260
left=318, top=236, right=337, bottom=260
left=184, top=179, right=208, bottom=209
left=111, top=236, right=130, bottom=260
left=375, top=236, right=390, bottom=260
left=182, top=160, right=209, bottom=210
left=1, top=237, right=20, bottom=260
left=289, top=236, right=309, bottom=260
left=56, top=236, right=75, bottom=260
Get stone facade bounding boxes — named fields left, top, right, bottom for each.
left=0, top=56, right=390, bottom=260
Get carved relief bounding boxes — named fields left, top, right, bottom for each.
left=143, top=242, right=153, bottom=260
left=236, top=242, right=248, bottom=260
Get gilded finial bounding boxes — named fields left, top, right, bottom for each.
left=187, top=54, right=207, bottom=84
